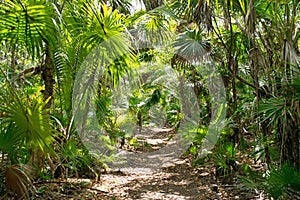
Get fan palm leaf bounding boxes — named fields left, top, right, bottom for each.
left=5, top=164, right=34, bottom=200
left=128, top=6, right=173, bottom=47
left=172, top=28, right=211, bottom=68
left=0, top=90, right=55, bottom=160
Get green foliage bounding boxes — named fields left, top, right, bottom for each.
left=258, top=97, right=287, bottom=125
left=66, top=2, right=126, bottom=50
left=128, top=83, right=182, bottom=128
left=251, top=133, right=280, bottom=164
left=257, top=77, right=300, bottom=167
left=60, top=138, right=93, bottom=177
left=0, top=89, right=55, bottom=164
left=129, top=85, right=164, bottom=126
left=212, top=136, right=238, bottom=176
left=164, top=93, right=182, bottom=128
left=266, top=165, right=300, bottom=199
left=37, top=168, right=52, bottom=181
left=241, top=165, right=300, bottom=199
left=0, top=0, right=299, bottom=198
left=0, top=71, right=56, bottom=197
left=0, top=0, right=57, bottom=59
left=173, top=28, right=210, bottom=64
left=128, top=137, right=139, bottom=147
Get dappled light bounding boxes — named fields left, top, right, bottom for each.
left=0, top=0, right=299, bottom=199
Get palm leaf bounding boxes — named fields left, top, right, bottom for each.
left=66, top=2, right=125, bottom=50
left=0, top=0, right=57, bottom=59
left=172, top=28, right=210, bottom=67
left=267, top=165, right=300, bottom=199
left=5, top=164, right=34, bottom=200
left=129, top=6, right=173, bottom=47
left=0, top=122, right=23, bottom=162
left=258, top=97, right=286, bottom=125
left=0, top=93, right=55, bottom=155
left=291, top=77, right=300, bottom=100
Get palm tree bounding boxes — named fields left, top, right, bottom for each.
left=0, top=0, right=61, bottom=110
left=249, top=0, right=300, bottom=168
left=167, top=0, right=300, bottom=168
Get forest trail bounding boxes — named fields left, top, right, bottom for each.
left=34, top=128, right=262, bottom=199
left=98, top=159, right=251, bottom=199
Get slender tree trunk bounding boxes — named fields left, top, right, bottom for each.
left=279, top=107, right=299, bottom=169
left=278, top=2, right=299, bottom=170
left=41, top=44, right=55, bottom=109
left=231, top=58, right=240, bottom=144
left=30, top=44, right=55, bottom=169
left=10, top=44, right=16, bottom=82
left=225, top=2, right=241, bottom=145
left=142, top=0, right=163, bottom=10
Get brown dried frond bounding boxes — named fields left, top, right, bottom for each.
left=5, top=164, right=34, bottom=200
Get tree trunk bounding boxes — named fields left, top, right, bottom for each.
left=41, top=44, right=55, bottom=109
left=142, top=0, right=163, bottom=10
left=278, top=2, right=299, bottom=170
left=279, top=109, right=300, bottom=169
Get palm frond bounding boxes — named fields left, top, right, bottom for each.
left=129, top=7, right=173, bottom=47
left=0, top=122, right=23, bottom=163
left=0, top=0, right=57, bottom=59
left=266, top=165, right=300, bottom=199
left=291, top=77, right=300, bottom=100
left=258, top=97, right=286, bottom=125
left=107, top=0, right=131, bottom=14
left=66, top=2, right=125, bottom=50
left=0, top=92, right=55, bottom=156
left=5, top=164, right=34, bottom=200
left=172, top=28, right=211, bottom=67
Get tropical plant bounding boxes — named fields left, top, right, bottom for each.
left=258, top=76, right=300, bottom=168
left=0, top=71, right=56, bottom=198
left=0, top=0, right=299, bottom=198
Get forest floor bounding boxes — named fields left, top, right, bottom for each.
left=33, top=128, right=267, bottom=200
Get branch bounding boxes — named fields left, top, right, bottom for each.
left=13, top=66, right=41, bottom=81
left=236, top=75, right=256, bottom=89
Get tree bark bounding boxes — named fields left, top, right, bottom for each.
left=279, top=109, right=300, bottom=170
left=41, top=44, right=55, bottom=109
left=142, top=0, right=163, bottom=10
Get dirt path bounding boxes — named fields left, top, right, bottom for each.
left=33, top=128, right=263, bottom=199
left=96, top=158, right=260, bottom=200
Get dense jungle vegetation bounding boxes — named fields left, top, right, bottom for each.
left=0, top=0, right=299, bottom=199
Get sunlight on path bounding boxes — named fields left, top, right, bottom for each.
left=97, top=160, right=201, bottom=200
